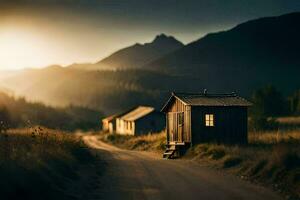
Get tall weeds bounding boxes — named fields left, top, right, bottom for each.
left=0, top=127, right=91, bottom=200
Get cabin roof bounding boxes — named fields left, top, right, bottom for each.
left=161, top=92, right=252, bottom=112
left=102, top=107, right=136, bottom=122
left=120, top=106, right=155, bottom=121
left=102, top=114, right=117, bottom=122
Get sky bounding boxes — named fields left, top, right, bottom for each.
left=0, top=0, right=300, bottom=70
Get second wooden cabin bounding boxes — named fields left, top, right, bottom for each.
left=161, top=92, right=252, bottom=158
left=116, top=106, right=165, bottom=135
left=102, top=108, right=135, bottom=134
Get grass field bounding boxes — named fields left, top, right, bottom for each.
left=186, top=129, right=300, bottom=200
left=0, top=127, right=101, bottom=200
left=101, top=131, right=166, bottom=152
left=276, top=116, right=300, bottom=125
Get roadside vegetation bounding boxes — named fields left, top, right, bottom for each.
left=0, top=127, right=103, bottom=200
left=186, top=129, right=300, bottom=200
left=101, top=131, right=166, bottom=152
left=101, top=124, right=300, bottom=199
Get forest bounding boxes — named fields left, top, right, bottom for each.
left=0, top=91, right=103, bottom=132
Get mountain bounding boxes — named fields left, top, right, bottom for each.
left=143, top=12, right=300, bottom=94
left=71, top=34, right=184, bottom=70
left=146, top=12, right=300, bottom=73
left=1, top=13, right=300, bottom=114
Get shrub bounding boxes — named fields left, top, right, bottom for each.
left=106, top=134, right=132, bottom=143
left=249, top=159, right=268, bottom=176
left=223, top=156, right=243, bottom=168
left=130, top=139, right=148, bottom=150
left=269, top=144, right=300, bottom=170
left=249, top=116, right=279, bottom=131
left=249, top=85, right=288, bottom=117
left=194, top=144, right=209, bottom=154
left=207, top=146, right=226, bottom=160
left=0, top=106, right=10, bottom=133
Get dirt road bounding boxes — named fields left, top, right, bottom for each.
left=83, top=135, right=282, bottom=200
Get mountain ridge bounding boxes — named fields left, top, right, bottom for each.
left=143, top=12, right=300, bottom=74
left=1, top=12, right=300, bottom=114
left=70, top=33, right=184, bottom=71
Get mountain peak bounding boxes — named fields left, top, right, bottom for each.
left=92, top=33, right=184, bottom=70
left=153, top=33, right=168, bottom=41
left=151, top=33, right=183, bottom=46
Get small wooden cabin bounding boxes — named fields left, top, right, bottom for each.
left=116, top=106, right=165, bottom=135
left=102, top=108, right=135, bottom=133
left=102, top=114, right=117, bottom=133
left=161, top=92, right=252, bottom=158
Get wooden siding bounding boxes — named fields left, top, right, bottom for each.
left=102, top=121, right=109, bottom=131
left=166, top=98, right=191, bottom=143
left=167, top=112, right=183, bottom=141
left=167, top=97, right=186, bottom=112
left=184, top=106, right=191, bottom=142
left=134, top=112, right=165, bottom=135
left=191, top=106, right=248, bottom=144
left=116, top=112, right=164, bottom=135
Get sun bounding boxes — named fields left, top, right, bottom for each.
left=0, top=27, right=49, bottom=70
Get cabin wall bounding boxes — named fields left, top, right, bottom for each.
left=191, top=106, right=248, bottom=144
left=116, top=118, right=127, bottom=135
left=102, top=120, right=109, bottom=131
left=108, top=120, right=117, bottom=134
left=135, top=112, right=165, bottom=135
left=116, top=112, right=164, bottom=135
left=108, top=122, right=113, bottom=133
left=124, top=120, right=135, bottom=135
left=116, top=118, right=121, bottom=134
left=117, top=119, right=135, bottom=135
left=167, top=98, right=186, bottom=112
left=166, top=98, right=191, bottom=143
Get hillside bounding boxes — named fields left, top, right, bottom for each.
left=71, top=34, right=184, bottom=70
left=0, top=67, right=186, bottom=114
left=3, top=66, right=208, bottom=114
left=144, top=12, right=300, bottom=94
left=0, top=129, right=104, bottom=200
left=0, top=90, right=103, bottom=130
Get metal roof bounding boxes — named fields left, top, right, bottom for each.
left=161, top=92, right=252, bottom=112
left=102, top=107, right=136, bottom=122
left=120, top=106, right=155, bottom=121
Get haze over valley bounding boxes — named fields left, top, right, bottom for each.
left=1, top=12, right=300, bottom=115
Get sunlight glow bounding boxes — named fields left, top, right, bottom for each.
left=0, top=27, right=51, bottom=70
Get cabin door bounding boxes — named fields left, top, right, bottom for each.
left=177, top=112, right=184, bottom=142
left=168, top=112, right=184, bottom=142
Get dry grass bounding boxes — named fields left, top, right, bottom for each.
left=276, top=116, right=300, bottom=125
left=187, top=129, right=300, bottom=199
left=249, top=129, right=300, bottom=144
left=101, top=131, right=166, bottom=152
left=0, top=127, right=94, bottom=200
